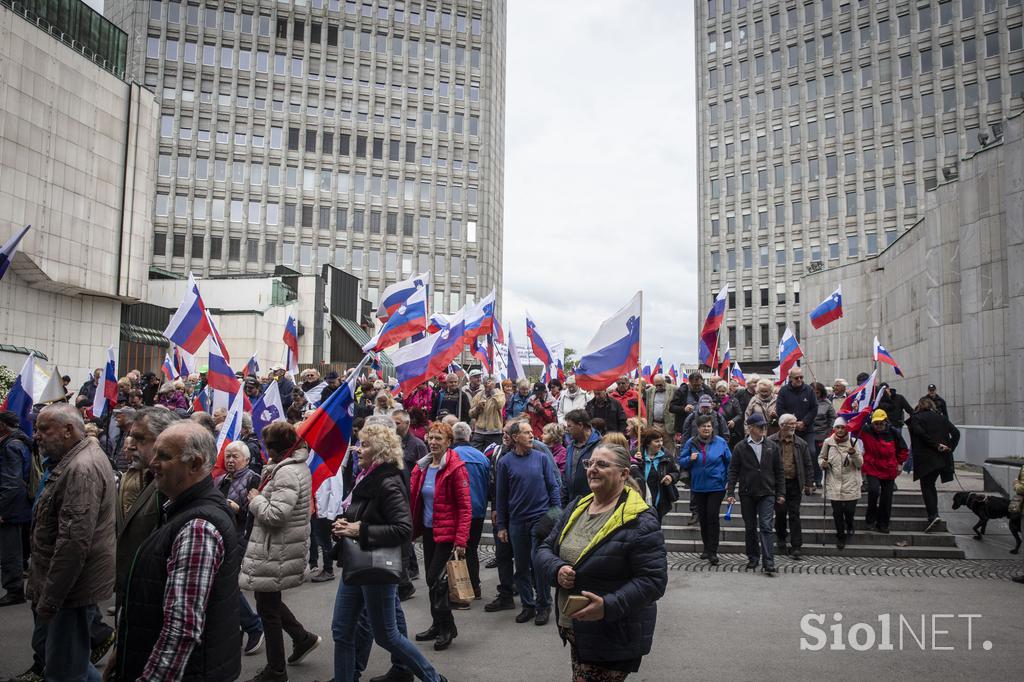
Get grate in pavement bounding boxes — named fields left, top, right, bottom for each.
left=471, top=545, right=1021, bottom=580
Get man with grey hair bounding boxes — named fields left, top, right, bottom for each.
left=469, top=374, right=505, bottom=450
left=28, top=403, right=115, bottom=681
left=555, top=375, right=588, bottom=424
left=452, top=422, right=491, bottom=603
left=116, top=407, right=180, bottom=607
left=111, top=422, right=242, bottom=681
left=431, top=372, right=470, bottom=421
left=768, top=413, right=814, bottom=560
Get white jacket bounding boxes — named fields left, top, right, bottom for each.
left=557, top=389, right=590, bottom=423
left=315, top=472, right=345, bottom=520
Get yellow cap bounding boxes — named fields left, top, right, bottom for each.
left=871, top=409, right=888, bottom=423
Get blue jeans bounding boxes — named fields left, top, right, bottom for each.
left=240, top=592, right=262, bottom=635
left=354, top=588, right=409, bottom=678
left=332, top=579, right=439, bottom=682
left=740, top=495, right=776, bottom=568
left=33, top=604, right=101, bottom=681
left=509, top=518, right=550, bottom=609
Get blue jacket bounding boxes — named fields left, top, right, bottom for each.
left=562, top=429, right=601, bottom=506
left=678, top=436, right=731, bottom=492
left=536, top=488, right=667, bottom=664
left=495, top=447, right=560, bottom=531
left=0, top=431, right=33, bottom=524
left=506, top=391, right=530, bottom=419
left=454, top=443, right=491, bottom=519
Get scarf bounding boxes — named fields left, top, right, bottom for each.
left=341, top=461, right=380, bottom=513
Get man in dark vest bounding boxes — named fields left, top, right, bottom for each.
left=110, top=421, right=241, bottom=681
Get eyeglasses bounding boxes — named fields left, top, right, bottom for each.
left=581, top=459, right=622, bottom=470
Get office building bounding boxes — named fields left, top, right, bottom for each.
left=696, top=0, right=1024, bottom=372
left=106, top=0, right=505, bottom=319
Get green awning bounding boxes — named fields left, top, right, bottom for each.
left=332, top=315, right=394, bottom=375
left=120, top=323, right=169, bottom=346
left=0, top=344, right=48, bottom=361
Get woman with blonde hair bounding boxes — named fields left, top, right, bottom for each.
left=744, top=379, right=778, bottom=435
left=374, top=389, right=403, bottom=417
left=536, top=443, right=667, bottom=681
left=331, top=422, right=446, bottom=681
left=600, top=431, right=630, bottom=452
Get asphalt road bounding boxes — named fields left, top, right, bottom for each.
left=1, top=558, right=1020, bottom=682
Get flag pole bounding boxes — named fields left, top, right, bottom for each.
left=637, top=290, right=644, bottom=457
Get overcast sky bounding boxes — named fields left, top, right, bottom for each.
left=503, top=1, right=697, bottom=364
left=85, top=0, right=698, bottom=365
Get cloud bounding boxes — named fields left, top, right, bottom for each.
left=503, top=0, right=698, bottom=365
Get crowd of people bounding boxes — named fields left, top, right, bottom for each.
left=1, top=357, right=1022, bottom=681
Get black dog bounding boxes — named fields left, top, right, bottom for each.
left=952, top=491, right=1022, bottom=554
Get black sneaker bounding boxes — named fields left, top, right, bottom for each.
left=311, top=569, right=335, bottom=583
left=534, top=606, right=551, bottom=626
left=1012, top=575, right=1024, bottom=584
left=287, top=633, right=321, bottom=665
left=244, top=630, right=265, bottom=656
left=369, top=666, right=415, bottom=682
left=11, top=664, right=44, bottom=681
left=789, top=548, right=803, bottom=560
left=699, top=552, right=710, bottom=560
left=0, top=592, right=26, bottom=607
left=837, top=536, right=846, bottom=550
left=484, top=596, right=515, bottom=612
left=398, top=585, right=416, bottom=601
left=484, top=558, right=498, bottom=569
left=763, top=565, right=776, bottom=576
left=924, top=517, right=943, bottom=533
left=708, top=555, right=720, bottom=566
left=745, top=559, right=758, bottom=570
left=515, top=607, right=536, bottom=623
left=245, top=666, right=288, bottom=682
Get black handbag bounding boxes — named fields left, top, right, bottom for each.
left=338, top=537, right=403, bottom=585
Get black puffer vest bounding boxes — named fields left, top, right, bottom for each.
left=117, top=477, right=242, bottom=681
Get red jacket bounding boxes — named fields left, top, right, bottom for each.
left=860, top=427, right=909, bottom=481
left=526, top=397, right=557, bottom=438
left=410, top=449, right=472, bottom=547
left=610, top=388, right=644, bottom=419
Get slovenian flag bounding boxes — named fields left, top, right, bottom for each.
left=243, top=353, right=260, bottom=378
left=163, top=273, right=215, bottom=355
left=377, top=272, right=430, bottom=321
left=574, top=292, right=642, bottom=391
left=363, top=286, right=428, bottom=352
left=777, top=327, right=804, bottom=383
left=161, top=355, right=177, bottom=382
left=731, top=361, right=746, bottom=384
left=391, top=314, right=468, bottom=395
left=718, top=345, right=733, bottom=381
left=873, top=336, right=904, bottom=377
left=91, top=346, right=118, bottom=419
left=297, top=354, right=371, bottom=494
left=283, top=315, right=300, bottom=375
left=809, top=286, right=844, bottom=329
left=212, top=386, right=246, bottom=478
left=667, top=364, right=678, bottom=384
left=525, top=312, right=554, bottom=367
left=698, top=285, right=728, bottom=369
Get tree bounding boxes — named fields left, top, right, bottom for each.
left=563, top=347, right=579, bottom=374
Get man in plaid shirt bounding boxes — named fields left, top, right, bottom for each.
left=108, top=422, right=242, bottom=681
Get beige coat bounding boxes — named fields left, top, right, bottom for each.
left=240, top=448, right=312, bottom=593
left=818, top=436, right=864, bottom=502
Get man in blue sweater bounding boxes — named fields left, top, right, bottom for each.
left=495, top=421, right=560, bottom=627
left=452, top=422, right=491, bottom=603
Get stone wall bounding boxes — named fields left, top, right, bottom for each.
left=803, top=112, right=1024, bottom=427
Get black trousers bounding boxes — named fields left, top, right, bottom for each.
left=865, top=475, right=895, bottom=529
left=466, top=517, right=485, bottom=591
left=691, top=490, right=725, bottom=555
left=775, top=478, right=804, bottom=548
left=254, top=590, right=312, bottom=672
left=919, top=471, right=940, bottom=520
left=422, top=528, right=456, bottom=632
left=830, top=500, right=857, bottom=538
left=493, top=520, right=516, bottom=598
left=309, top=517, right=334, bottom=570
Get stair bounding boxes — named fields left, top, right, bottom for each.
left=481, top=486, right=966, bottom=559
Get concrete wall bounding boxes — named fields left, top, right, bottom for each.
left=803, top=113, right=1024, bottom=427
left=0, top=5, right=158, bottom=383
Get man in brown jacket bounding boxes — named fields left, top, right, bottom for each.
left=28, top=403, right=115, bottom=681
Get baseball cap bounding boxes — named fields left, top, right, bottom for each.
left=270, top=363, right=285, bottom=372
left=745, top=413, right=767, bottom=427
left=533, top=382, right=547, bottom=393
left=243, top=376, right=260, bottom=386
left=871, top=409, right=888, bottom=423
left=468, top=369, right=482, bottom=378
left=928, top=383, right=936, bottom=391
left=325, top=371, right=340, bottom=381
left=112, top=406, right=136, bottom=416
left=698, top=395, right=713, bottom=407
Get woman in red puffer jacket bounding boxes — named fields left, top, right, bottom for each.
left=860, top=410, right=909, bottom=534
left=409, top=421, right=472, bottom=651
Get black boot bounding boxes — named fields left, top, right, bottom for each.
left=836, top=534, right=846, bottom=550
left=414, top=625, right=438, bottom=641
left=434, top=628, right=456, bottom=650
left=369, top=666, right=414, bottom=682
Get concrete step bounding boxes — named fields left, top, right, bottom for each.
left=656, top=514, right=947, bottom=533
left=674, top=488, right=924, bottom=502
left=671, top=499, right=933, bottom=517
left=478, top=534, right=965, bottom=558
left=658, top=524, right=959, bottom=547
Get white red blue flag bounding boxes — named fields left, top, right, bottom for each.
left=91, top=346, right=118, bottom=419
left=377, top=272, right=430, bottom=321
left=718, top=345, right=733, bottom=381
left=667, top=364, right=678, bottom=384
left=873, top=336, right=904, bottom=377
left=464, top=290, right=497, bottom=341
left=391, top=316, right=468, bottom=394
left=163, top=273, right=216, bottom=356
left=731, top=361, right=746, bottom=384
left=525, top=312, right=554, bottom=367
left=809, top=286, right=844, bottom=329
left=297, top=355, right=371, bottom=494
left=471, top=336, right=493, bottom=374
left=777, top=328, right=804, bottom=383
left=243, top=353, right=260, bottom=377
left=0, top=224, right=31, bottom=282
left=506, top=329, right=526, bottom=382
left=213, top=386, right=246, bottom=478
left=363, top=286, right=427, bottom=352
left=161, top=355, right=177, bottom=382
left=173, top=345, right=196, bottom=377
left=840, top=370, right=877, bottom=413
left=698, top=284, right=728, bottom=369
left=283, top=315, right=300, bottom=375
left=207, top=339, right=240, bottom=411
left=574, top=292, right=642, bottom=391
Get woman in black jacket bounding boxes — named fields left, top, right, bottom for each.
left=536, top=442, right=668, bottom=681
left=908, top=397, right=960, bottom=530
left=628, top=427, right=679, bottom=522
left=330, top=423, right=447, bottom=682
